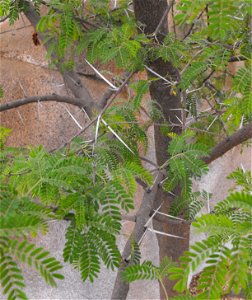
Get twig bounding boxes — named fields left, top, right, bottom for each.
left=63, top=105, right=83, bottom=130
left=144, top=65, right=177, bottom=86
left=0, top=15, right=9, bottom=23
left=228, top=55, right=247, bottom=63
left=0, top=24, right=31, bottom=35
left=99, top=72, right=132, bottom=108
left=139, top=156, right=159, bottom=168
left=171, top=1, right=177, bottom=38
left=183, top=9, right=205, bottom=40
left=99, top=71, right=134, bottom=114
left=152, top=0, right=175, bottom=37
left=202, top=69, right=215, bottom=85
left=147, top=228, right=186, bottom=239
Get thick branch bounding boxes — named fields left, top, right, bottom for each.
left=24, top=2, right=97, bottom=117
left=203, top=122, right=252, bottom=164
left=0, top=95, right=88, bottom=112
left=111, top=172, right=164, bottom=300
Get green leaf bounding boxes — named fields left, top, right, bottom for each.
left=130, top=80, right=149, bottom=109
left=123, top=261, right=158, bottom=282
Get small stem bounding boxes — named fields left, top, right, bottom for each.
left=159, top=278, right=169, bottom=300
left=25, top=179, right=42, bottom=196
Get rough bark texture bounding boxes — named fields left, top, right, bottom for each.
left=134, top=1, right=190, bottom=298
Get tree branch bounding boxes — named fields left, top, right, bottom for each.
left=152, top=0, right=175, bottom=37
left=24, top=2, right=98, bottom=117
left=24, top=3, right=133, bottom=118
left=0, top=15, right=9, bottom=23
left=111, top=171, right=164, bottom=300
left=228, top=55, right=247, bottom=63
left=203, top=122, right=252, bottom=164
left=0, top=95, right=88, bottom=112
left=183, top=9, right=205, bottom=40
left=202, top=69, right=215, bottom=85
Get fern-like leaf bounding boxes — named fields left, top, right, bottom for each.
left=0, top=250, right=27, bottom=300
left=130, top=240, right=141, bottom=266
left=0, top=215, right=47, bottom=237
left=123, top=261, right=158, bottom=282
left=8, top=239, right=64, bottom=286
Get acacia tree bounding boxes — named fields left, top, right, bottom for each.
left=0, top=0, right=251, bottom=299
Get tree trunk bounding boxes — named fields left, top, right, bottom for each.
left=133, top=1, right=190, bottom=298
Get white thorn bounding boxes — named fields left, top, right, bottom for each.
left=85, top=59, right=118, bottom=90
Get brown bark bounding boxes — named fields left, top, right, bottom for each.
left=133, top=1, right=190, bottom=298
left=203, top=122, right=252, bottom=164
left=0, top=95, right=88, bottom=112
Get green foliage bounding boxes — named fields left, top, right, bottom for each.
left=0, top=134, right=64, bottom=299
left=0, top=0, right=30, bottom=24
left=223, top=66, right=252, bottom=129
left=1, top=0, right=252, bottom=298
left=129, top=241, right=141, bottom=266
left=0, top=247, right=27, bottom=300
left=0, top=236, right=64, bottom=300
left=123, top=256, right=175, bottom=282
left=162, top=131, right=209, bottom=215
left=123, top=261, right=158, bottom=282
left=171, top=296, right=195, bottom=300
left=123, top=256, right=176, bottom=299
left=180, top=62, right=208, bottom=91
left=152, top=34, right=187, bottom=68
left=0, top=123, right=152, bottom=291
left=64, top=220, right=120, bottom=282
left=0, top=126, right=11, bottom=149
left=130, top=80, right=150, bottom=109
left=7, top=238, right=64, bottom=286
left=36, top=1, right=82, bottom=63
left=78, top=23, right=148, bottom=70
left=0, top=86, right=4, bottom=98
left=176, top=0, right=250, bottom=41
left=170, top=190, right=211, bottom=221
left=169, top=173, right=252, bottom=298
left=206, top=0, right=241, bottom=41
left=104, top=102, right=149, bottom=153
left=0, top=214, right=48, bottom=237
left=233, top=67, right=252, bottom=118
left=227, top=168, right=252, bottom=193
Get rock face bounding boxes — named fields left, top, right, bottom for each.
left=1, top=15, right=251, bottom=300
